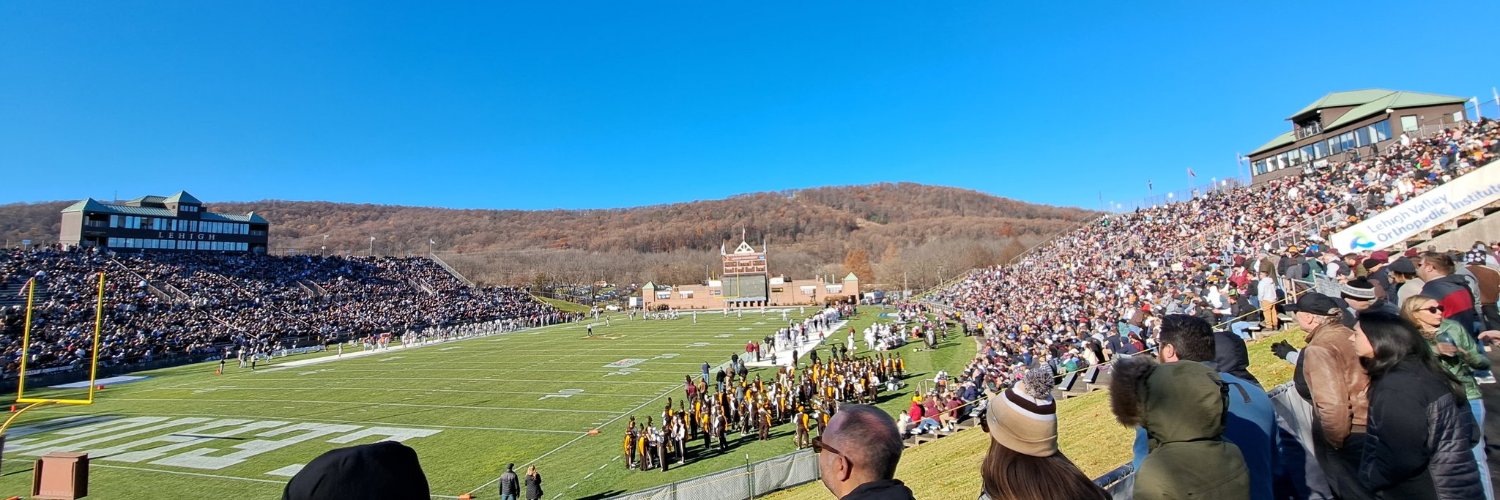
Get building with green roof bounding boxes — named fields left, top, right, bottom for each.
left=1247, top=89, right=1469, bottom=183
left=59, top=191, right=270, bottom=253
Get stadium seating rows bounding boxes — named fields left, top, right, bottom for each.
left=935, top=118, right=1500, bottom=398
left=0, top=250, right=570, bottom=376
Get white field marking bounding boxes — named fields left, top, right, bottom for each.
left=28, top=409, right=588, bottom=434
left=280, top=367, right=705, bottom=374
left=378, top=356, right=405, bottom=362
left=253, top=325, right=566, bottom=371
left=464, top=369, right=681, bottom=495
left=107, top=398, right=622, bottom=414
left=583, top=472, right=594, bottom=480
left=265, top=464, right=304, bottom=477
left=439, top=346, right=462, bottom=351
left=485, top=343, right=760, bottom=350
left=138, top=386, right=658, bottom=398
left=204, top=376, right=679, bottom=386
left=91, top=463, right=286, bottom=484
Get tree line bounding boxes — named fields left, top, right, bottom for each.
left=0, top=183, right=1096, bottom=289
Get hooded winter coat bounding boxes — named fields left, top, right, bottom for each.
left=1112, top=356, right=1250, bottom=500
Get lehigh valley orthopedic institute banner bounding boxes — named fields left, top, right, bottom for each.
left=1331, top=159, right=1500, bottom=254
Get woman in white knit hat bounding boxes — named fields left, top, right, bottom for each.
left=978, top=367, right=1107, bottom=500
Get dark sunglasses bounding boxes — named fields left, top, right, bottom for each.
left=812, top=436, right=852, bottom=464
left=1422, top=306, right=1444, bottom=314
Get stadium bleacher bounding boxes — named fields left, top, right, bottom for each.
left=0, top=249, right=571, bottom=377
left=934, top=118, right=1500, bottom=399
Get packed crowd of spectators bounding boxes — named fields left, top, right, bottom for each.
left=934, top=118, right=1500, bottom=397
left=0, top=247, right=571, bottom=377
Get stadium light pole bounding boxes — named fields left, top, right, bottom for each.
left=321, top=235, right=328, bottom=257
left=368, top=236, right=375, bottom=256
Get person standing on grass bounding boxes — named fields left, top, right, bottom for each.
left=524, top=465, right=542, bottom=500
left=498, top=463, right=519, bottom=500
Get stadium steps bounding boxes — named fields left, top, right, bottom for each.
left=296, top=279, right=323, bottom=299
left=0, top=279, right=54, bottom=307
left=428, top=253, right=476, bottom=288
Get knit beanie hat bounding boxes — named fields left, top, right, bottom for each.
left=985, top=367, right=1058, bottom=457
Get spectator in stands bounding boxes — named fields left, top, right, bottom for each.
left=282, top=441, right=430, bottom=500
left=1464, top=252, right=1500, bottom=330
left=1389, top=257, right=1424, bottom=307
left=1111, top=354, right=1249, bottom=500
left=1258, top=270, right=1280, bottom=331
left=1353, top=311, right=1483, bottom=500
left=1132, top=315, right=1273, bottom=500
left=1285, top=292, right=1371, bottom=500
left=1418, top=251, right=1483, bottom=336
left=815, top=404, right=915, bottom=500
left=1402, top=295, right=1493, bottom=499
left=1337, top=278, right=1395, bottom=326
left=978, top=367, right=1107, bottom=500
left=1214, top=327, right=1260, bottom=387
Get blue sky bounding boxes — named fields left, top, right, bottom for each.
left=2, top=1, right=1496, bottom=211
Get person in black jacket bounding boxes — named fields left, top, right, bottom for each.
left=1352, top=311, right=1483, bottom=500
left=524, top=465, right=543, bottom=500
left=498, top=463, right=520, bottom=500
left=1214, top=329, right=1260, bottom=388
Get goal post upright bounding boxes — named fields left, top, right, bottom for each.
left=8, top=272, right=105, bottom=424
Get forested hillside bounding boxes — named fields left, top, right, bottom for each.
left=0, top=183, right=1096, bottom=287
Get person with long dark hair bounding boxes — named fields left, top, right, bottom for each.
left=978, top=367, right=1107, bottom=500
left=1353, top=311, right=1482, bottom=499
left=1402, top=295, right=1494, bottom=499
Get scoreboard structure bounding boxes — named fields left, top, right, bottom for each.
left=720, top=239, right=768, bottom=303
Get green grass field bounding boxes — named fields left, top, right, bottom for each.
left=765, top=329, right=1305, bottom=500
left=0, top=306, right=973, bottom=499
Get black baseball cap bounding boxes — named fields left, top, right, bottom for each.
left=1283, top=292, right=1342, bottom=317
left=1387, top=257, right=1417, bottom=275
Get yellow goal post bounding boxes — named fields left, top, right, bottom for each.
left=2, top=272, right=106, bottom=432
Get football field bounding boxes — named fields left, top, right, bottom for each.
left=0, top=306, right=971, bottom=499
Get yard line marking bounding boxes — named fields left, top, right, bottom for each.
left=265, top=464, right=305, bottom=477
left=203, top=377, right=677, bottom=386
left=466, top=365, right=682, bottom=495
left=106, top=398, right=622, bottom=414
left=136, top=386, right=659, bottom=398
left=28, top=410, right=585, bottom=434
left=91, top=463, right=286, bottom=484
left=310, top=367, right=704, bottom=375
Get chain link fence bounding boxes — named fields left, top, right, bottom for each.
left=606, top=449, right=820, bottom=500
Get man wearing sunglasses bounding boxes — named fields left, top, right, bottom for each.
left=814, top=404, right=915, bottom=499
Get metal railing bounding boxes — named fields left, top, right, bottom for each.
left=429, top=252, right=476, bottom=288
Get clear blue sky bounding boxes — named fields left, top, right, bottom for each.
left=2, top=1, right=1496, bottom=211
